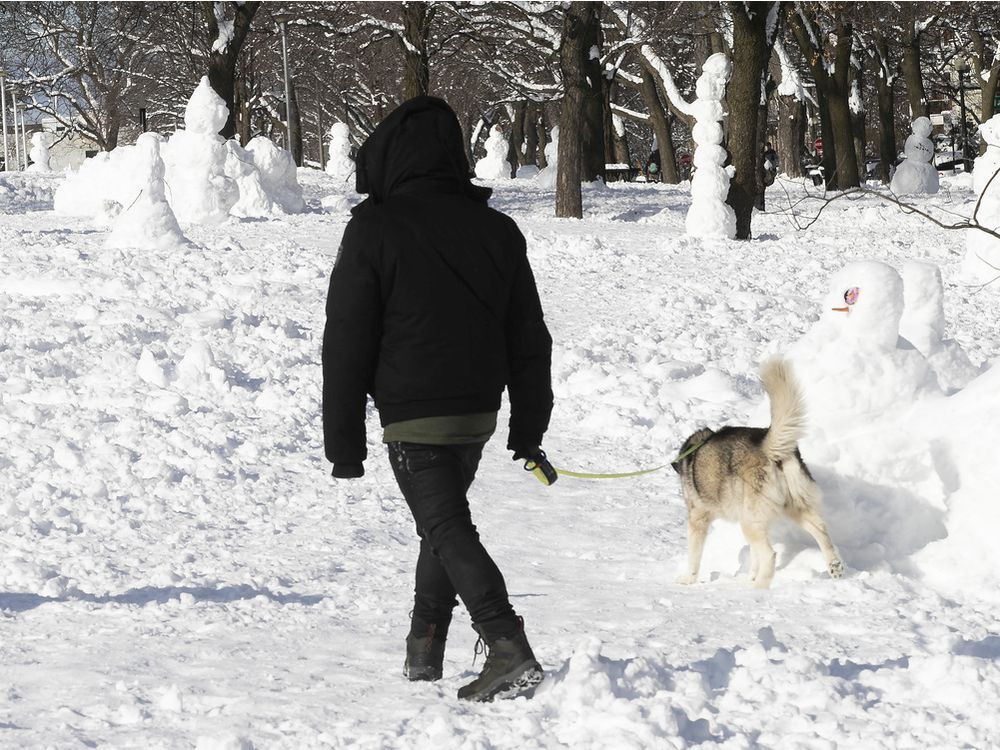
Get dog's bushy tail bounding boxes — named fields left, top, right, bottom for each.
left=760, top=358, right=807, bottom=462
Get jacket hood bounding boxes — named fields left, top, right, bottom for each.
left=354, top=96, right=491, bottom=206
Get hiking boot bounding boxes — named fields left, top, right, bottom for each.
left=457, top=618, right=544, bottom=702
left=404, top=622, right=446, bottom=681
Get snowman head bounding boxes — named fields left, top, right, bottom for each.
left=979, top=114, right=1000, bottom=147
left=911, top=117, right=933, bottom=139
left=821, top=261, right=904, bottom=349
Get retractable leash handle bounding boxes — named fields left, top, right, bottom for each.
left=523, top=452, right=559, bottom=486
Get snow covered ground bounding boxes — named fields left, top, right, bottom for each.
left=2, top=166, right=999, bottom=748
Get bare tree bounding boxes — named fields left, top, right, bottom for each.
left=6, top=2, right=154, bottom=151
left=726, top=1, right=783, bottom=238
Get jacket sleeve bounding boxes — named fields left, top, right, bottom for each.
left=505, top=227, right=554, bottom=452
left=322, top=216, right=382, bottom=465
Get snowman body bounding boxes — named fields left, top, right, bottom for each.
left=890, top=117, right=939, bottom=195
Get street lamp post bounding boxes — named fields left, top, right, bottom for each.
left=0, top=73, right=8, bottom=171
left=10, top=85, right=22, bottom=171
left=956, top=58, right=971, bottom=172
left=275, top=13, right=293, bottom=154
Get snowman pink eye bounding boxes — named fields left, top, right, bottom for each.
left=844, top=287, right=860, bottom=306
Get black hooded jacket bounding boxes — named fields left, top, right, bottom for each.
left=322, top=96, right=553, bottom=469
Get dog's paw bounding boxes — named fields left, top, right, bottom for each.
left=828, top=559, right=845, bottom=579
left=675, top=573, right=698, bottom=585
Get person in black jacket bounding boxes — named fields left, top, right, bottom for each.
left=322, top=96, right=553, bottom=702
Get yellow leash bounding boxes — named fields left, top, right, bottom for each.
left=524, top=459, right=670, bottom=485
left=524, top=439, right=706, bottom=485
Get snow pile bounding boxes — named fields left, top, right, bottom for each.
left=106, top=134, right=188, bottom=250
left=26, top=132, right=52, bottom=173
left=900, top=260, right=978, bottom=392
left=225, top=140, right=275, bottom=218
left=325, top=122, right=355, bottom=185
left=474, top=125, right=510, bottom=180
left=915, top=362, right=1000, bottom=594
left=536, top=126, right=559, bottom=188
left=245, top=136, right=305, bottom=214
left=54, top=77, right=304, bottom=227
left=890, top=117, right=939, bottom=196
left=685, top=53, right=736, bottom=239
left=961, top=113, right=1000, bottom=283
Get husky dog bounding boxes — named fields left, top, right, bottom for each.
left=672, top=359, right=844, bottom=588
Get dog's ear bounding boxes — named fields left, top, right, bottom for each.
left=671, top=458, right=683, bottom=474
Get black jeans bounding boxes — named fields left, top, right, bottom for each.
left=388, top=441, right=516, bottom=633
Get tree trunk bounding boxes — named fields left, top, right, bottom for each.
left=508, top=101, right=527, bottom=177
left=791, top=14, right=859, bottom=190
left=637, top=67, right=679, bottom=183
left=901, top=5, right=929, bottom=119
left=611, top=114, right=631, bottom=166
left=556, top=2, right=595, bottom=218
left=828, top=90, right=860, bottom=189
left=401, top=2, right=431, bottom=99
left=580, top=3, right=605, bottom=182
left=524, top=101, right=539, bottom=166
left=777, top=94, right=805, bottom=178
left=817, top=94, right=839, bottom=188
left=725, top=1, right=774, bottom=239
left=202, top=1, right=260, bottom=139
left=875, top=33, right=896, bottom=183
left=851, top=75, right=867, bottom=181
left=537, top=109, right=549, bottom=169
left=972, top=30, right=1000, bottom=156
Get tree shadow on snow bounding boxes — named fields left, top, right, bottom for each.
left=0, top=584, right=325, bottom=614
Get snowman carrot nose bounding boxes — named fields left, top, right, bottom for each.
left=832, top=306, right=850, bottom=313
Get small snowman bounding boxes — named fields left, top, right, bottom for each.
left=787, top=260, right=939, bottom=429
left=536, top=126, right=559, bottom=189
left=960, top=113, right=1000, bottom=283
left=107, top=133, right=189, bottom=250
left=890, top=117, right=939, bottom=195
left=26, top=132, right=52, bottom=172
left=900, top=260, right=980, bottom=392
left=474, top=125, right=510, bottom=180
left=685, top=53, right=736, bottom=239
left=325, top=122, right=355, bottom=185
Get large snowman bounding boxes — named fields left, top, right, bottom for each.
left=685, top=53, right=736, bottom=239
left=960, top=113, right=1000, bottom=284
left=890, top=116, right=939, bottom=195
left=474, top=125, right=510, bottom=180
left=786, top=261, right=939, bottom=432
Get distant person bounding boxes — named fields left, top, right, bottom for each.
left=322, top=96, right=553, bottom=702
left=645, top=149, right=661, bottom=182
